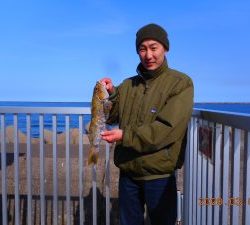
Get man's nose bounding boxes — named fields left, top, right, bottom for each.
left=145, top=50, right=152, bottom=59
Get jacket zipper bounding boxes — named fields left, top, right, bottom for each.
left=138, top=74, right=149, bottom=94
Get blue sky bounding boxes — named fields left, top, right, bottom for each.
left=0, top=0, right=249, bottom=102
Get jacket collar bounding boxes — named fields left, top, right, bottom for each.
left=136, top=59, right=168, bottom=80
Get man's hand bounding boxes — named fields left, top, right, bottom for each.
left=100, top=77, right=115, bottom=94
left=101, top=129, right=123, bottom=143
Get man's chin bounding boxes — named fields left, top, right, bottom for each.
left=145, top=65, right=156, bottom=70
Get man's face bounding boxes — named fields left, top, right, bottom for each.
left=138, top=39, right=166, bottom=71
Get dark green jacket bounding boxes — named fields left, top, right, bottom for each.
left=108, top=61, right=194, bottom=180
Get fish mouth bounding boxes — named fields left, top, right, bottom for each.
left=97, top=80, right=106, bottom=89
left=97, top=80, right=104, bottom=85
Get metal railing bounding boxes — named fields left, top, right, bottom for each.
left=2, top=105, right=250, bottom=225
left=0, top=106, right=111, bottom=225
left=184, top=108, right=250, bottom=225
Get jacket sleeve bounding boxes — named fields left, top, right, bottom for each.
left=122, top=78, right=194, bottom=153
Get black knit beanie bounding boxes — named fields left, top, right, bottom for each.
left=136, top=23, right=169, bottom=53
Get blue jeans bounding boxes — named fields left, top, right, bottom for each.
left=119, top=174, right=177, bottom=225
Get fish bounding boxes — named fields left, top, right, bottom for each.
left=88, top=81, right=112, bottom=165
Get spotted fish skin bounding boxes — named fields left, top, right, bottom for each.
left=88, top=81, right=112, bottom=165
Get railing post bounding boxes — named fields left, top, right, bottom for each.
left=1, top=114, right=7, bottom=225
left=213, top=123, right=222, bottom=225
left=78, top=115, right=85, bottom=225
left=201, top=120, right=208, bottom=225
left=177, top=190, right=182, bottom=224
left=52, top=115, right=58, bottom=225
left=39, top=114, right=45, bottom=225
left=196, top=119, right=202, bottom=225
left=26, top=114, right=32, bottom=225
left=222, top=126, right=230, bottom=225
left=206, top=122, right=214, bottom=225
left=244, top=131, right=250, bottom=224
left=66, top=115, right=71, bottom=225
left=231, top=128, right=241, bottom=225
left=92, top=165, right=97, bottom=225
left=14, top=114, right=20, bottom=225
left=184, top=119, right=193, bottom=225
left=105, top=142, right=110, bottom=225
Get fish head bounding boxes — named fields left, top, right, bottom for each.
left=94, top=81, right=109, bottom=100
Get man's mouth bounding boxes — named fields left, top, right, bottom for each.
left=146, top=62, right=154, bottom=66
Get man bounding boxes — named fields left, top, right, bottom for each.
left=101, top=23, right=194, bottom=225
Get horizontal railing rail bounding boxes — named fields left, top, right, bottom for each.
left=193, top=108, right=250, bottom=131
left=0, top=106, right=91, bottom=114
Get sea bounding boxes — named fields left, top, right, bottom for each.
left=0, top=101, right=250, bottom=138
left=0, top=102, right=91, bottom=138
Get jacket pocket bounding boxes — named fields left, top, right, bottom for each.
left=139, top=149, right=175, bottom=175
left=116, top=148, right=175, bottom=177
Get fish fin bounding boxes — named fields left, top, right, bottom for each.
left=88, top=146, right=99, bottom=165
left=88, top=133, right=93, bottom=144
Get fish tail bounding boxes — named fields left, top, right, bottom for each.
left=88, top=146, right=99, bottom=165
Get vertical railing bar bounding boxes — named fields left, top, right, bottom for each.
left=184, top=120, right=192, bottom=225
left=222, top=126, right=230, bottom=225
left=39, top=114, right=45, bottom=225
left=244, top=131, right=250, bottom=225
left=184, top=118, right=194, bottom=225
left=201, top=120, right=208, bottom=225
left=53, top=115, right=58, bottom=225
left=66, top=115, right=71, bottom=225
left=231, top=128, right=241, bottom=225
left=92, top=165, right=97, bottom=225
left=1, top=114, right=7, bottom=225
left=14, top=114, right=20, bottom=225
left=105, top=142, right=110, bottom=225
left=213, top=123, right=222, bottom=225
left=189, top=118, right=195, bottom=225
left=207, top=122, right=214, bottom=225
left=181, top=193, right=184, bottom=223
left=192, top=118, right=198, bottom=225
left=196, top=119, right=202, bottom=225
left=79, top=115, right=84, bottom=225
left=177, top=190, right=182, bottom=223
left=26, top=114, right=32, bottom=225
